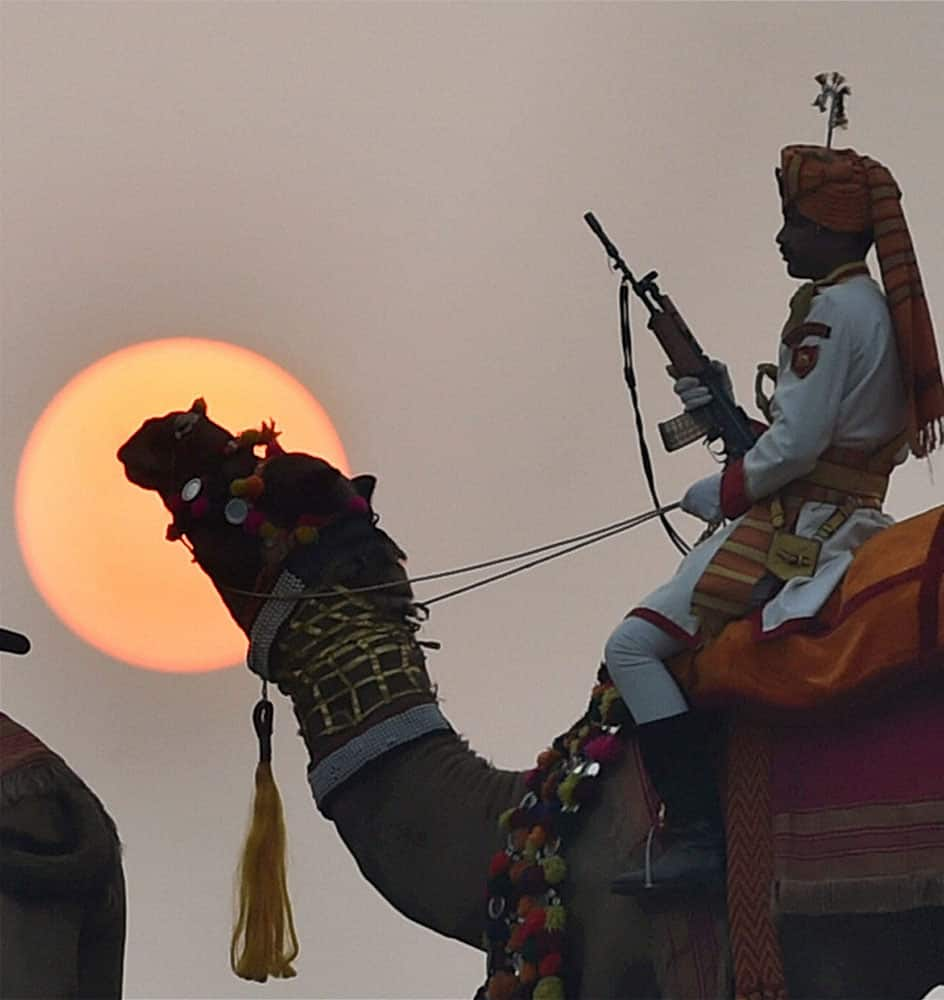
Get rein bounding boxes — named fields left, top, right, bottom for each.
left=218, top=502, right=680, bottom=607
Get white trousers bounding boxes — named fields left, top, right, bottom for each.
left=604, top=615, right=690, bottom=724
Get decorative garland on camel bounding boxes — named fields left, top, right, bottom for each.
left=481, top=668, right=633, bottom=1000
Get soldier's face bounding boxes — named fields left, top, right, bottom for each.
left=775, top=206, right=829, bottom=280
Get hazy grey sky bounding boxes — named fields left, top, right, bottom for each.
left=3, top=3, right=942, bottom=997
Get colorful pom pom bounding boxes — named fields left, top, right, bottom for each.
left=259, top=521, right=279, bottom=540
left=236, top=429, right=263, bottom=448
left=486, top=971, right=518, bottom=1000
left=489, top=852, right=510, bottom=878
left=527, top=826, right=547, bottom=850
left=294, top=525, right=319, bottom=545
left=541, top=856, right=567, bottom=885
left=485, top=679, right=631, bottom=1000
left=533, top=976, right=565, bottom=1000
left=557, top=773, right=580, bottom=808
left=544, top=905, right=566, bottom=933
left=190, top=495, right=210, bottom=519
left=347, top=495, right=369, bottom=515
left=498, top=808, right=516, bottom=831
left=243, top=509, right=266, bottom=534
left=231, top=475, right=265, bottom=500
left=522, top=907, right=546, bottom=937
left=539, top=953, right=563, bottom=978
left=584, top=734, right=623, bottom=763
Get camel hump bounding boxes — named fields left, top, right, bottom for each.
left=0, top=714, right=122, bottom=901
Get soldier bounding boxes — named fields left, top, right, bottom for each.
left=606, top=143, right=944, bottom=894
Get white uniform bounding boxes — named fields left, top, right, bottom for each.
left=606, top=273, right=909, bottom=723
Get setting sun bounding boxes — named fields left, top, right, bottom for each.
left=15, top=339, right=349, bottom=673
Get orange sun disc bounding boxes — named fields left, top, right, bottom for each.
left=15, top=339, right=350, bottom=673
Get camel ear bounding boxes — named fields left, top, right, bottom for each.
left=190, top=397, right=207, bottom=416
left=351, top=475, right=376, bottom=504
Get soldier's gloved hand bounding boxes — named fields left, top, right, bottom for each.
left=681, top=473, right=722, bottom=523
left=670, top=360, right=734, bottom=411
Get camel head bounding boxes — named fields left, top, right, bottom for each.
left=117, top=398, right=385, bottom=625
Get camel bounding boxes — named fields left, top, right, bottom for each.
left=118, top=400, right=944, bottom=999
left=0, top=630, right=126, bottom=999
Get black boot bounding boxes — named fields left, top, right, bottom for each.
left=611, top=711, right=726, bottom=896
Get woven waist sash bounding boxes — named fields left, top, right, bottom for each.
left=690, top=436, right=903, bottom=637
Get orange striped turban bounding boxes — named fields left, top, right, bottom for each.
left=779, top=144, right=944, bottom=456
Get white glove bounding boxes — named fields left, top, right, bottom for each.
left=672, top=360, right=734, bottom=412
left=681, top=473, right=723, bottom=523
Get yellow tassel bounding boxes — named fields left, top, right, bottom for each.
left=230, top=697, right=299, bottom=982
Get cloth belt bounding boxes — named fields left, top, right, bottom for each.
left=690, top=433, right=905, bottom=637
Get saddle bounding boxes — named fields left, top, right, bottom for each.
left=670, top=504, right=944, bottom=714
left=668, top=504, right=944, bottom=999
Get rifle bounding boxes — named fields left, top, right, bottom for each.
left=584, top=211, right=756, bottom=461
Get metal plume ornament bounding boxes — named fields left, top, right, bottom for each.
left=813, top=72, right=851, bottom=148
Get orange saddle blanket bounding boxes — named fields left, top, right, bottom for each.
left=663, top=505, right=944, bottom=999
left=668, top=504, right=944, bottom=713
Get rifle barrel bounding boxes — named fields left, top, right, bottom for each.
left=583, top=212, right=633, bottom=278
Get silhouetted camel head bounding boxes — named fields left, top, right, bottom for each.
left=118, top=399, right=376, bottom=548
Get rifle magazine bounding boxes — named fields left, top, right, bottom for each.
left=658, top=410, right=714, bottom=452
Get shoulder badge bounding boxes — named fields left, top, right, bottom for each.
left=783, top=321, right=832, bottom=347
left=791, top=345, right=820, bottom=379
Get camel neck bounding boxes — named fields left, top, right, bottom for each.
left=327, top=729, right=525, bottom=949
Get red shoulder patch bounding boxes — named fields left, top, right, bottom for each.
left=783, top=321, right=832, bottom=347
left=791, top=345, right=820, bottom=379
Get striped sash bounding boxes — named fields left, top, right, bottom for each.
left=690, top=435, right=903, bottom=638
left=691, top=509, right=776, bottom=637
